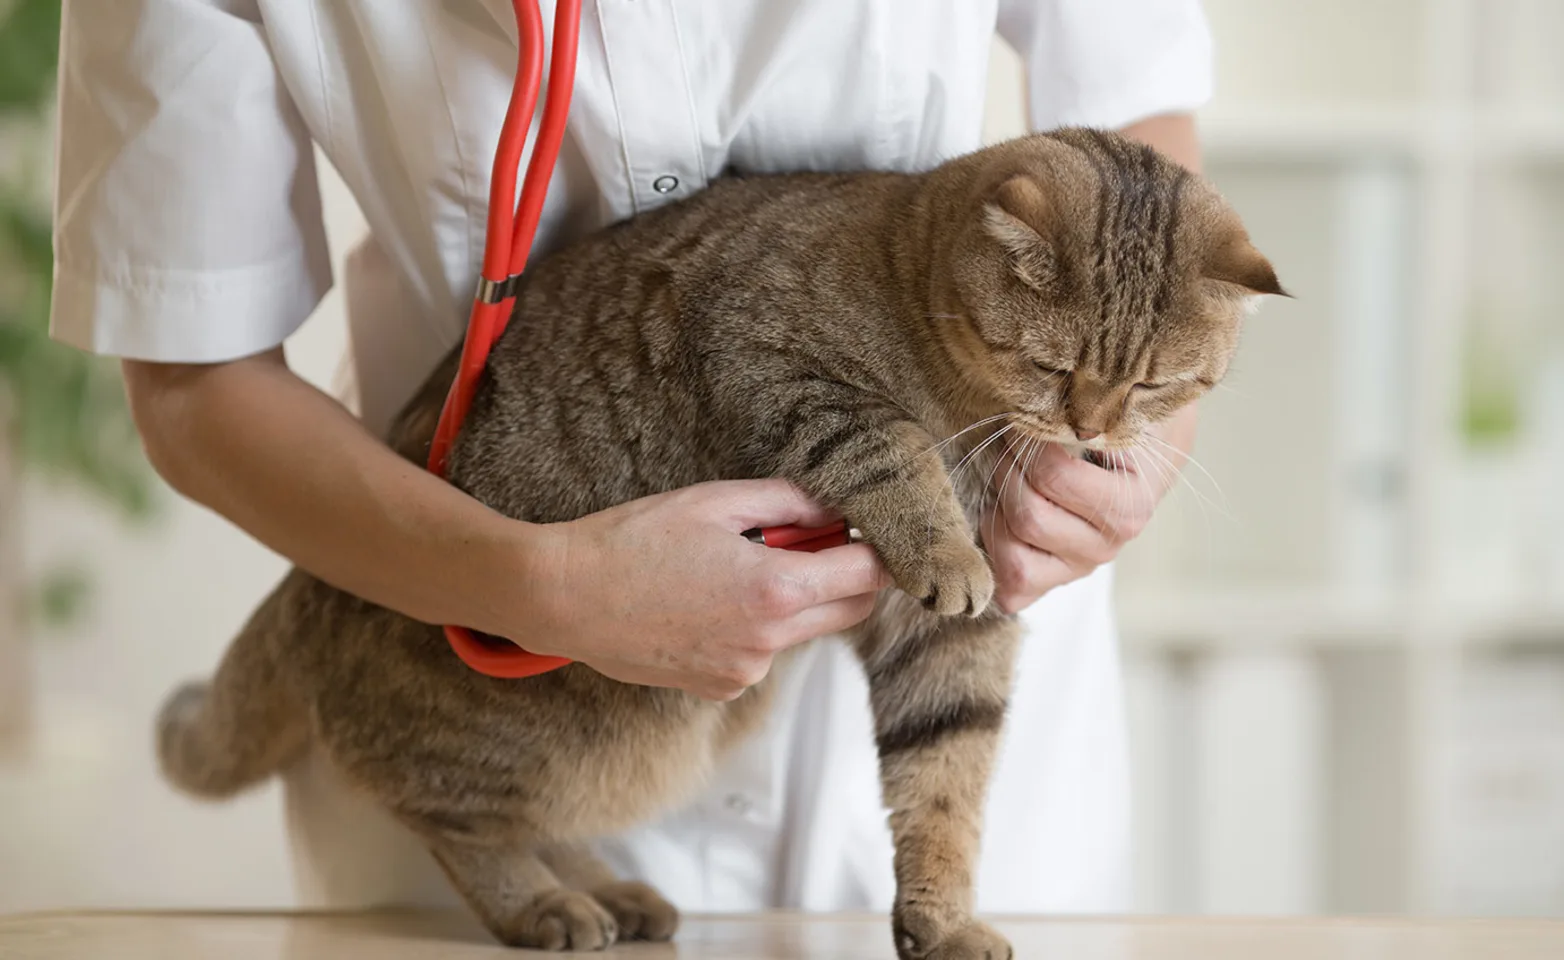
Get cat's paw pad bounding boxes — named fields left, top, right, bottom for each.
left=895, top=914, right=1013, bottom=960
left=590, top=881, right=679, bottom=942
left=505, top=889, right=619, bottom=951
left=896, top=540, right=994, bottom=618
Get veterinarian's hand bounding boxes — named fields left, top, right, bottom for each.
left=521, top=480, right=889, bottom=700
left=982, top=405, right=1197, bottom=614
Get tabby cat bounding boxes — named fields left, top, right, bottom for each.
left=156, top=128, right=1282, bottom=958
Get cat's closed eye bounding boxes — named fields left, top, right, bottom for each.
left=1134, top=381, right=1170, bottom=391
left=1033, top=360, right=1067, bottom=377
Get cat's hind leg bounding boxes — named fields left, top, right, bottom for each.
left=538, top=840, right=680, bottom=942
left=427, top=836, right=619, bottom=951
left=155, top=574, right=311, bottom=799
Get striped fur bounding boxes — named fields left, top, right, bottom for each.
left=154, top=130, right=1279, bottom=957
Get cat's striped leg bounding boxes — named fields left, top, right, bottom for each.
left=859, top=602, right=1021, bottom=960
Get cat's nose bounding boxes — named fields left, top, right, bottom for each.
left=1074, top=427, right=1101, bottom=441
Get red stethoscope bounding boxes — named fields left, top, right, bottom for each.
left=427, top=0, right=853, bottom=679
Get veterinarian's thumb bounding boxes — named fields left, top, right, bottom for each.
left=704, top=478, right=841, bottom=532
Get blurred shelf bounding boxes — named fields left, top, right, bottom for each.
left=1201, top=106, right=1431, bottom=161
left=1116, top=585, right=1564, bottom=649
left=1474, top=110, right=1564, bottom=162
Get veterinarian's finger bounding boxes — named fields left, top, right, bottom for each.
left=991, top=472, right=1116, bottom=567
left=769, top=542, right=890, bottom=608
left=698, top=478, right=842, bottom=531
left=685, top=660, right=775, bottom=702
left=1023, top=444, right=1147, bottom=541
left=983, top=517, right=1078, bottom=614
left=777, top=591, right=882, bottom=649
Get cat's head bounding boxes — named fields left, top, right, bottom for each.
left=937, top=129, right=1285, bottom=451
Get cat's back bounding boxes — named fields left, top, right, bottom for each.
left=523, top=170, right=908, bottom=310
left=449, top=170, right=912, bottom=522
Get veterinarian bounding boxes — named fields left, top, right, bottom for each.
left=53, top=0, right=1210, bottom=915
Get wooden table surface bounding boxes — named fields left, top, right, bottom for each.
left=2, top=910, right=1562, bottom=959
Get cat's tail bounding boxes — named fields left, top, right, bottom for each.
left=156, top=576, right=311, bottom=800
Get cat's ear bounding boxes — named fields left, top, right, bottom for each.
left=984, top=175, right=1060, bottom=292
left=1205, top=233, right=1290, bottom=297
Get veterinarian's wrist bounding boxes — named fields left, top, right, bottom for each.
left=453, top=518, right=571, bottom=649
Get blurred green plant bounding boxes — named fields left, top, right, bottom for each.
left=1458, top=302, right=1526, bottom=449
left=1, top=0, right=155, bottom=629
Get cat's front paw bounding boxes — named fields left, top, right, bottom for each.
left=923, top=921, right=1014, bottom=960
left=504, top=889, right=619, bottom=951
left=590, top=881, right=679, bottom=942
left=894, top=911, right=1013, bottom=960
left=889, top=537, right=995, bottom=618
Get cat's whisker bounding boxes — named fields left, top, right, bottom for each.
left=975, top=431, right=1025, bottom=544
left=1123, top=447, right=1159, bottom=532
left=979, top=440, right=1012, bottom=548
left=1132, top=442, right=1219, bottom=560
left=988, top=436, right=1034, bottom=548
left=909, top=412, right=1018, bottom=467
left=1141, top=434, right=1234, bottom=519
left=1024, top=436, right=1045, bottom=485
left=952, top=428, right=1018, bottom=512
left=905, top=415, right=1018, bottom=546
left=1015, top=437, right=1047, bottom=545
left=1084, top=465, right=1114, bottom=535
left=1106, top=449, right=1128, bottom=533
left=949, top=423, right=1014, bottom=483
left=1088, top=450, right=1126, bottom=534
left=1136, top=440, right=1232, bottom=523
left=1125, top=447, right=1158, bottom=530
left=933, top=421, right=1015, bottom=555
left=979, top=432, right=1024, bottom=518
left=928, top=422, right=1016, bottom=538
left=1126, top=446, right=1188, bottom=557
left=1138, top=437, right=1232, bottom=522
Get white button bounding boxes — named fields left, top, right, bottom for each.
left=652, top=175, right=679, bottom=194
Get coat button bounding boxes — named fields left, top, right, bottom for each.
left=652, top=175, right=680, bottom=194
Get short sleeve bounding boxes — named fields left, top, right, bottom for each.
left=49, top=0, right=331, bottom=362
left=997, top=0, right=1214, bottom=132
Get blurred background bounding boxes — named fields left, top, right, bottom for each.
left=3, top=0, right=1563, bottom=918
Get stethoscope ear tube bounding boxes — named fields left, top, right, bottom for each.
left=430, top=0, right=853, bottom=679
left=432, top=0, right=584, bottom=680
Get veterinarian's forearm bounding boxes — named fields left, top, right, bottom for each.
left=1119, top=111, right=1202, bottom=174
left=122, top=350, right=544, bottom=637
